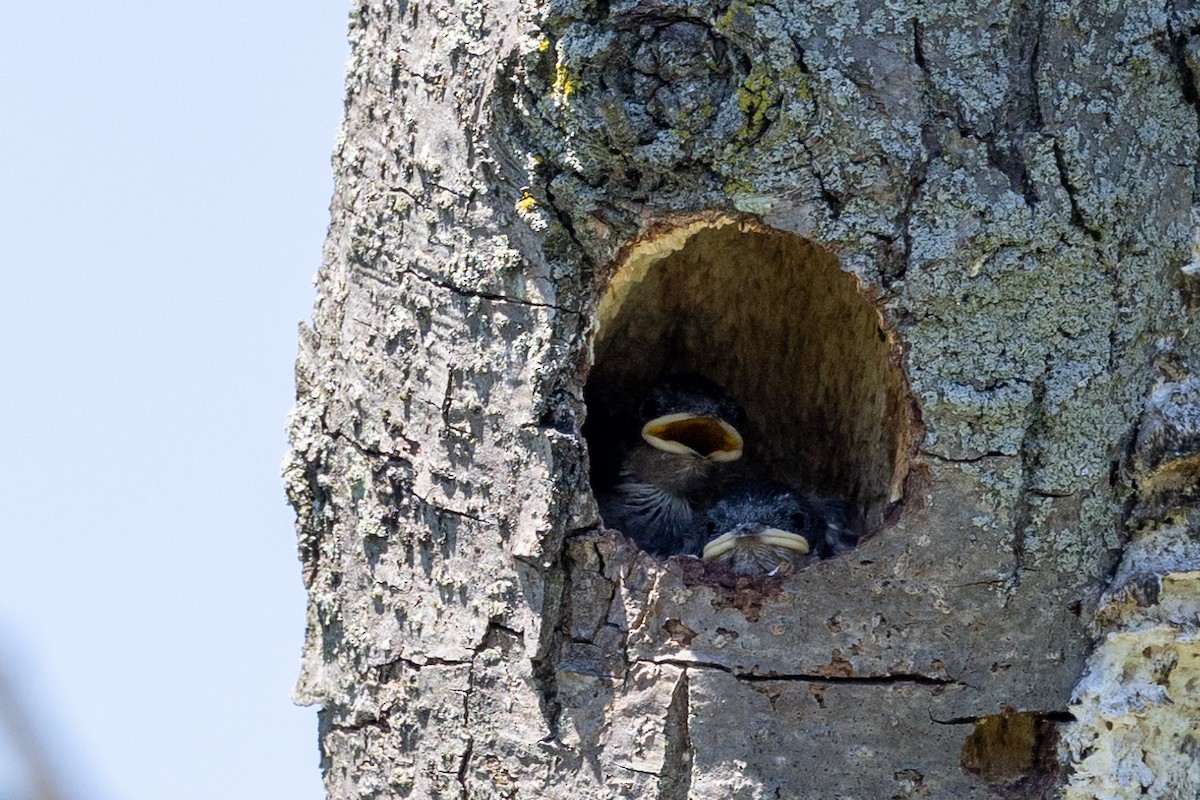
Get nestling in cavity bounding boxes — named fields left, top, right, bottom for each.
left=596, top=374, right=745, bottom=556
left=700, top=481, right=860, bottom=576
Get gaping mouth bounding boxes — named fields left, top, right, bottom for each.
left=641, top=413, right=744, bottom=462
left=702, top=528, right=811, bottom=561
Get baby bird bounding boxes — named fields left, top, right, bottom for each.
left=701, top=481, right=854, bottom=576
left=597, top=374, right=745, bottom=557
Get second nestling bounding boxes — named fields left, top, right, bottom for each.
left=701, top=481, right=858, bottom=576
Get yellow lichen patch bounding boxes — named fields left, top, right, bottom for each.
left=552, top=64, right=578, bottom=102
left=721, top=64, right=812, bottom=168
left=515, top=190, right=537, bottom=215
left=788, top=66, right=812, bottom=102
left=737, top=67, right=775, bottom=141
left=723, top=179, right=754, bottom=195
left=715, top=0, right=761, bottom=36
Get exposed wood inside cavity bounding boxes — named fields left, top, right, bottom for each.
left=587, top=219, right=913, bottom=529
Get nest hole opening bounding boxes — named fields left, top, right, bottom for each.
left=583, top=220, right=913, bottom=564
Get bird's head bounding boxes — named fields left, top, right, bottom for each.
left=701, top=482, right=818, bottom=575
left=637, top=374, right=744, bottom=463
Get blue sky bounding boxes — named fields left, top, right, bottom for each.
left=0, top=2, right=347, bottom=797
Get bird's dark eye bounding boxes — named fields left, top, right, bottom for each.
left=791, top=510, right=813, bottom=532
left=639, top=394, right=664, bottom=420
left=718, top=399, right=745, bottom=427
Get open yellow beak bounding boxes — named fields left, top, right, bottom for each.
left=641, top=413, right=744, bottom=462
left=702, top=529, right=811, bottom=561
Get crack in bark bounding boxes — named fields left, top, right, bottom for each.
left=906, top=4, right=1049, bottom=230
left=1008, top=358, right=1052, bottom=597
left=377, top=178, right=474, bottom=213
left=359, top=443, right=491, bottom=524
left=951, top=578, right=1013, bottom=589
left=365, top=448, right=492, bottom=523
left=348, top=316, right=388, bottom=340
left=327, top=428, right=417, bottom=468
left=485, top=620, right=526, bottom=644
left=532, top=566, right=568, bottom=742
left=413, top=395, right=481, bottom=441
left=457, top=656, right=476, bottom=799
left=1050, top=139, right=1102, bottom=241
left=896, top=31, right=938, bottom=288
left=912, top=18, right=927, bottom=72
left=389, top=59, right=442, bottom=92
left=1025, top=3, right=1045, bottom=132
left=799, top=141, right=844, bottom=220
left=567, top=539, right=617, bottom=642
left=628, top=569, right=662, bottom=643
left=989, top=0, right=1046, bottom=205
left=658, top=668, right=692, bottom=800
left=531, top=650, right=564, bottom=742
left=615, top=763, right=660, bottom=777
left=456, top=736, right=475, bottom=799
left=542, top=174, right=589, bottom=261
left=929, top=709, right=1074, bottom=726
left=327, top=715, right=394, bottom=735
left=441, top=370, right=455, bottom=424
left=1029, top=488, right=1076, bottom=499
left=922, top=449, right=1018, bottom=464
left=894, top=165, right=926, bottom=288
left=397, top=262, right=581, bottom=314
left=1166, top=11, right=1200, bottom=123
left=639, top=657, right=964, bottom=686
left=376, top=654, right=473, bottom=677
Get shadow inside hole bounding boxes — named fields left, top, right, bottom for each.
left=584, top=221, right=913, bottom=567
left=960, top=710, right=1074, bottom=794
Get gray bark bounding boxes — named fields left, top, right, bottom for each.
left=285, top=0, right=1200, bottom=797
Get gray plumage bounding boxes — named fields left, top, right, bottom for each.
left=701, top=481, right=858, bottom=575
left=597, top=374, right=744, bottom=557
left=599, top=445, right=713, bottom=556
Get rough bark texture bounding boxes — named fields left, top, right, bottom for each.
left=285, top=0, right=1200, bottom=797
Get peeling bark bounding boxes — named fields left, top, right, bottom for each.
left=286, top=0, right=1200, bottom=797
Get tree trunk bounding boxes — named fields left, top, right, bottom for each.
left=284, top=0, right=1200, bottom=797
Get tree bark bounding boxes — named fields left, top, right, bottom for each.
left=285, top=0, right=1200, bottom=797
